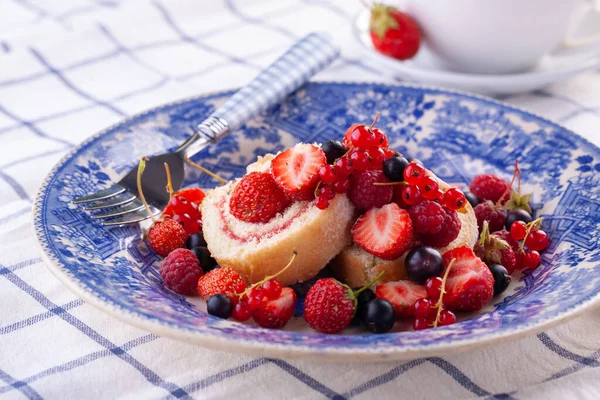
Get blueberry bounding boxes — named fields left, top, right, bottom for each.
left=465, top=192, right=480, bottom=207
left=505, top=209, right=532, bottom=230
left=186, top=232, right=207, bottom=249
left=362, top=298, right=395, bottom=333
left=405, top=246, right=444, bottom=284
left=356, top=288, right=376, bottom=321
left=322, top=140, right=346, bottom=164
left=190, top=246, right=218, bottom=272
left=206, top=294, right=233, bottom=319
left=383, top=156, right=410, bottom=182
left=489, top=264, right=511, bottom=296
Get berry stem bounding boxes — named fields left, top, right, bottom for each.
left=370, top=111, right=380, bottom=130
left=232, top=251, right=298, bottom=299
left=478, top=220, right=490, bottom=247
left=353, top=271, right=385, bottom=296
left=164, top=162, right=174, bottom=201
left=519, top=217, right=544, bottom=251
left=432, top=258, right=456, bottom=328
left=184, top=155, right=228, bottom=185
left=496, top=159, right=521, bottom=207
left=313, top=180, right=323, bottom=198
left=137, top=157, right=157, bottom=224
left=372, top=181, right=408, bottom=186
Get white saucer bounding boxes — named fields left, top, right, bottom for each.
left=353, top=10, right=600, bottom=96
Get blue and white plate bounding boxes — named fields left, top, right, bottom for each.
left=33, top=82, right=600, bottom=362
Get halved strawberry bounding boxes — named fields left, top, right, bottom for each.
left=351, top=203, right=413, bottom=260
left=253, top=287, right=297, bottom=329
left=375, top=280, right=427, bottom=317
left=271, top=143, right=327, bottom=201
left=442, top=246, right=494, bottom=312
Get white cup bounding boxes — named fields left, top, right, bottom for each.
left=398, top=0, right=600, bottom=74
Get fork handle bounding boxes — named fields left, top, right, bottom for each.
left=181, top=33, right=340, bottom=157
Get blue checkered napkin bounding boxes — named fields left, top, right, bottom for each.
left=2, top=0, right=600, bottom=399
left=211, top=32, right=340, bottom=132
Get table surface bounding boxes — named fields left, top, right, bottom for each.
left=2, top=1, right=600, bottom=399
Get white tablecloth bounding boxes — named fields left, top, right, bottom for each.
left=2, top=1, right=600, bottom=399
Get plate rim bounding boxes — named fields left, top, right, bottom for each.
left=32, top=81, right=600, bottom=362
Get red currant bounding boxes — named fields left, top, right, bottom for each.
left=444, top=188, right=467, bottom=210
left=350, top=150, right=370, bottom=171
left=315, top=195, right=329, bottom=210
left=523, top=250, right=541, bottom=269
left=419, top=176, right=440, bottom=200
left=365, top=146, right=385, bottom=170
left=170, top=195, right=189, bottom=214
left=403, top=162, right=426, bottom=185
left=438, top=310, right=456, bottom=326
left=335, top=157, right=353, bottom=177
left=372, top=128, right=389, bottom=149
left=525, top=229, right=549, bottom=251
left=413, top=317, right=433, bottom=331
left=401, top=185, right=421, bottom=205
left=413, top=298, right=433, bottom=319
left=425, top=277, right=443, bottom=299
left=262, top=279, right=282, bottom=300
left=232, top=301, right=252, bottom=321
left=318, top=185, right=336, bottom=200
left=332, top=178, right=350, bottom=194
left=350, top=125, right=379, bottom=148
left=172, top=213, right=200, bottom=236
left=510, top=221, right=527, bottom=241
left=246, top=293, right=263, bottom=312
left=319, top=165, right=337, bottom=184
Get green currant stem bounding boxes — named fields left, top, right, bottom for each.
left=137, top=157, right=157, bottom=224
left=184, top=155, right=228, bottom=185
left=232, top=251, right=298, bottom=299
left=164, top=162, right=174, bottom=201
left=370, top=111, right=380, bottom=130
left=432, top=258, right=456, bottom=328
left=372, top=181, right=408, bottom=186
left=313, top=180, right=323, bottom=198
left=519, top=217, right=544, bottom=251
left=478, top=221, right=490, bottom=247
left=354, top=270, right=385, bottom=297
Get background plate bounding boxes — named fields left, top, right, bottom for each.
left=33, top=82, right=600, bottom=362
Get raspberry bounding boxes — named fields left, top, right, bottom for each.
left=470, top=174, right=510, bottom=203
left=348, top=169, right=393, bottom=211
left=418, top=207, right=461, bottom=248
left=229, top=172, right=291, bottom=223
left=148, top=219, right=188, bottom=257
left=197, top=267, right=247, bottom=301
left=159, top=248, right=203, bottom=295
left=474, top=200, right=507, bottom=232
left=408, top=200, right=447, bottom=234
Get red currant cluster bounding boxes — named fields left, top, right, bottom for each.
left=509, top=219, right=548, bottom=269
left=232, top=278, right=283, bottom=321
left=316, top=123, right=392, bottom=210
left=412, top=276, right=457, bottom=330
left=162, top=188, right=205, bottom=236
left=398, top=162, right=466, bottom=211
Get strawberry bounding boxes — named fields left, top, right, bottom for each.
left=369, top=4, right=420, bottom=60
left=351, top=203, right=413, bottom=260
left=197, top=267, right=247, bottom=301
left=375, top=281, right=427, bottom=318
left=148, top=219, right=188, bottom=257
left=442, top=247, right=494, bottom=312
left=252, top=287, right=297, bottom=329
left=271, top=143, right=327, bottom=200
left=474, top=221, right=517, bottom=273
left=229, top=172, right=291, bottom=223
left=304, top=278, right=356, bottom=334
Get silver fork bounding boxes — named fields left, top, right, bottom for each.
left=72, top=33, right=340, bottom=226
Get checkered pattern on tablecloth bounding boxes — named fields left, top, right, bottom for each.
left=1, top=1, right=600, bottom=399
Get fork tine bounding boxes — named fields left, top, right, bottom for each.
left=101, top=208, right=161, bottom=226
left=91, top=200, right=146, bottom=220
left=72, top=185, right=126, bottom=204
left=82, top=194, right=137, bottom=211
